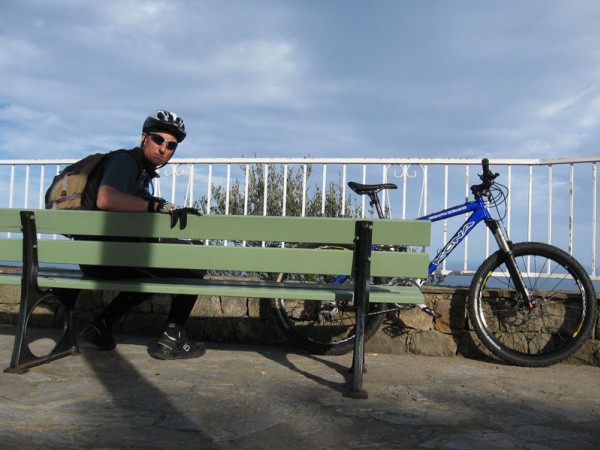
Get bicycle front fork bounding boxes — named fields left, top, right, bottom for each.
left=485, top=219, right=534, bottom=308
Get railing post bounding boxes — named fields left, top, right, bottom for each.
left=346, top=220, right=373, bottom=399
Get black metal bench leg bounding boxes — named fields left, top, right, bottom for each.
left=345, top=220, right=373, bottom=399
left=4, top=212, right=80, bottom=374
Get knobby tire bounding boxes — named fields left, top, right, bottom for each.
left=468, top=242, right=597, bottom=367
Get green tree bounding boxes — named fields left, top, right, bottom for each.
left=198, top=163, right=361, bottom=218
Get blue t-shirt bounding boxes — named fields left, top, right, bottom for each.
left=100, top=152, right=144, bottom=194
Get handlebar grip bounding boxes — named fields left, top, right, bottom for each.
left=480, top=157, right=499, bottom=181
left=482, top=158, right=490, bottom=175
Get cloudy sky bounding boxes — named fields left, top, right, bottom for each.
left=1, top=0, right=600, bottom=161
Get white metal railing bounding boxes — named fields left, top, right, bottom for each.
left=1, top=156, right=598, bottom=279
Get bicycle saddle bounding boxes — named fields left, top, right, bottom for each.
left=348, top=182, right=398, bottom=195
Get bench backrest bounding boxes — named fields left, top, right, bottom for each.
left=0, top=209, right=430, bottom=278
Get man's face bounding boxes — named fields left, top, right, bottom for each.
left=141, top=131, right=178, bottom=167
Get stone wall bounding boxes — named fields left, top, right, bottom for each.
left=1, top=281, right=599, bottom=365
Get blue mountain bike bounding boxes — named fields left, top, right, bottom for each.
left=271, top=159, right=597, bottom=367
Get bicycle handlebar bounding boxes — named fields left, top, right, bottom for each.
left=481, top=158, right=499, bottom=182
left=471, top=158, right=499, bottom=197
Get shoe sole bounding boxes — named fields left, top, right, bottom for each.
left=148, top=343, right=206, bottom=360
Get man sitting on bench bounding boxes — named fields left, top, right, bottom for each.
left=79, top=110, right=205, bottom=360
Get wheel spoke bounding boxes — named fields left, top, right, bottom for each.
left=469, top=242, right=596, bottom=367
left=271, top=244, right=388, bottom=355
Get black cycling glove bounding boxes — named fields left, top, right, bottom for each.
left=153, top=199, right=202, bottom=230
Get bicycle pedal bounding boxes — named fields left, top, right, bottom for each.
left=394, top=304, right=416, bottom=311
left=419, top=305, right=442, bottom=318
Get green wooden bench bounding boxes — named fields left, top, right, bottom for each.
left=0, top=208, right=430, bottom=398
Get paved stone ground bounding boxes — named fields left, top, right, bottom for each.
left=0, top=325, right=599, bottom=449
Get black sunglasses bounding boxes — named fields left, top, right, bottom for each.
left=148, top=133, right=178, bottom=151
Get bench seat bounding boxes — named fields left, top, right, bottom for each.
left=0, top=268, right=425, bottom=303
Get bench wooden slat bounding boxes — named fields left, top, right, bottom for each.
left=31, top=274, right=423, bottom=304
left=1, top=209, right=431, bottom=247
left=0, top=208, right=21, bottom=232
left=0, top=268, right=423, bottom=304
left=0, top=269, right=425, bottom=303
left=30, top=241, right=428, bottom=278
left=0, top=238, right=21, bottom=260
left=1, top=237, right=430, bottom=280
left=0, top=273, right=20, bottom=285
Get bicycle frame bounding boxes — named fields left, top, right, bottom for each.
left=328, top=195, right=493, bottom=285
left=417, top=193, right=532, bottom=305
left=418, top=195, right=492, bottom=276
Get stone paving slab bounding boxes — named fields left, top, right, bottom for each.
left=0, top=325, right=599, bottom=449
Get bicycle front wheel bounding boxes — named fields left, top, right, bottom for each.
left=270, top=244, right=387, bottom=355
left=469, top=242, right=597, bottom=367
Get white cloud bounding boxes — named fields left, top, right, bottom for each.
left=1, top=0, right=600, bottom=160
left=179, top=40, right=304, bottom=107
left=540, top=82, right=600, bottom=127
